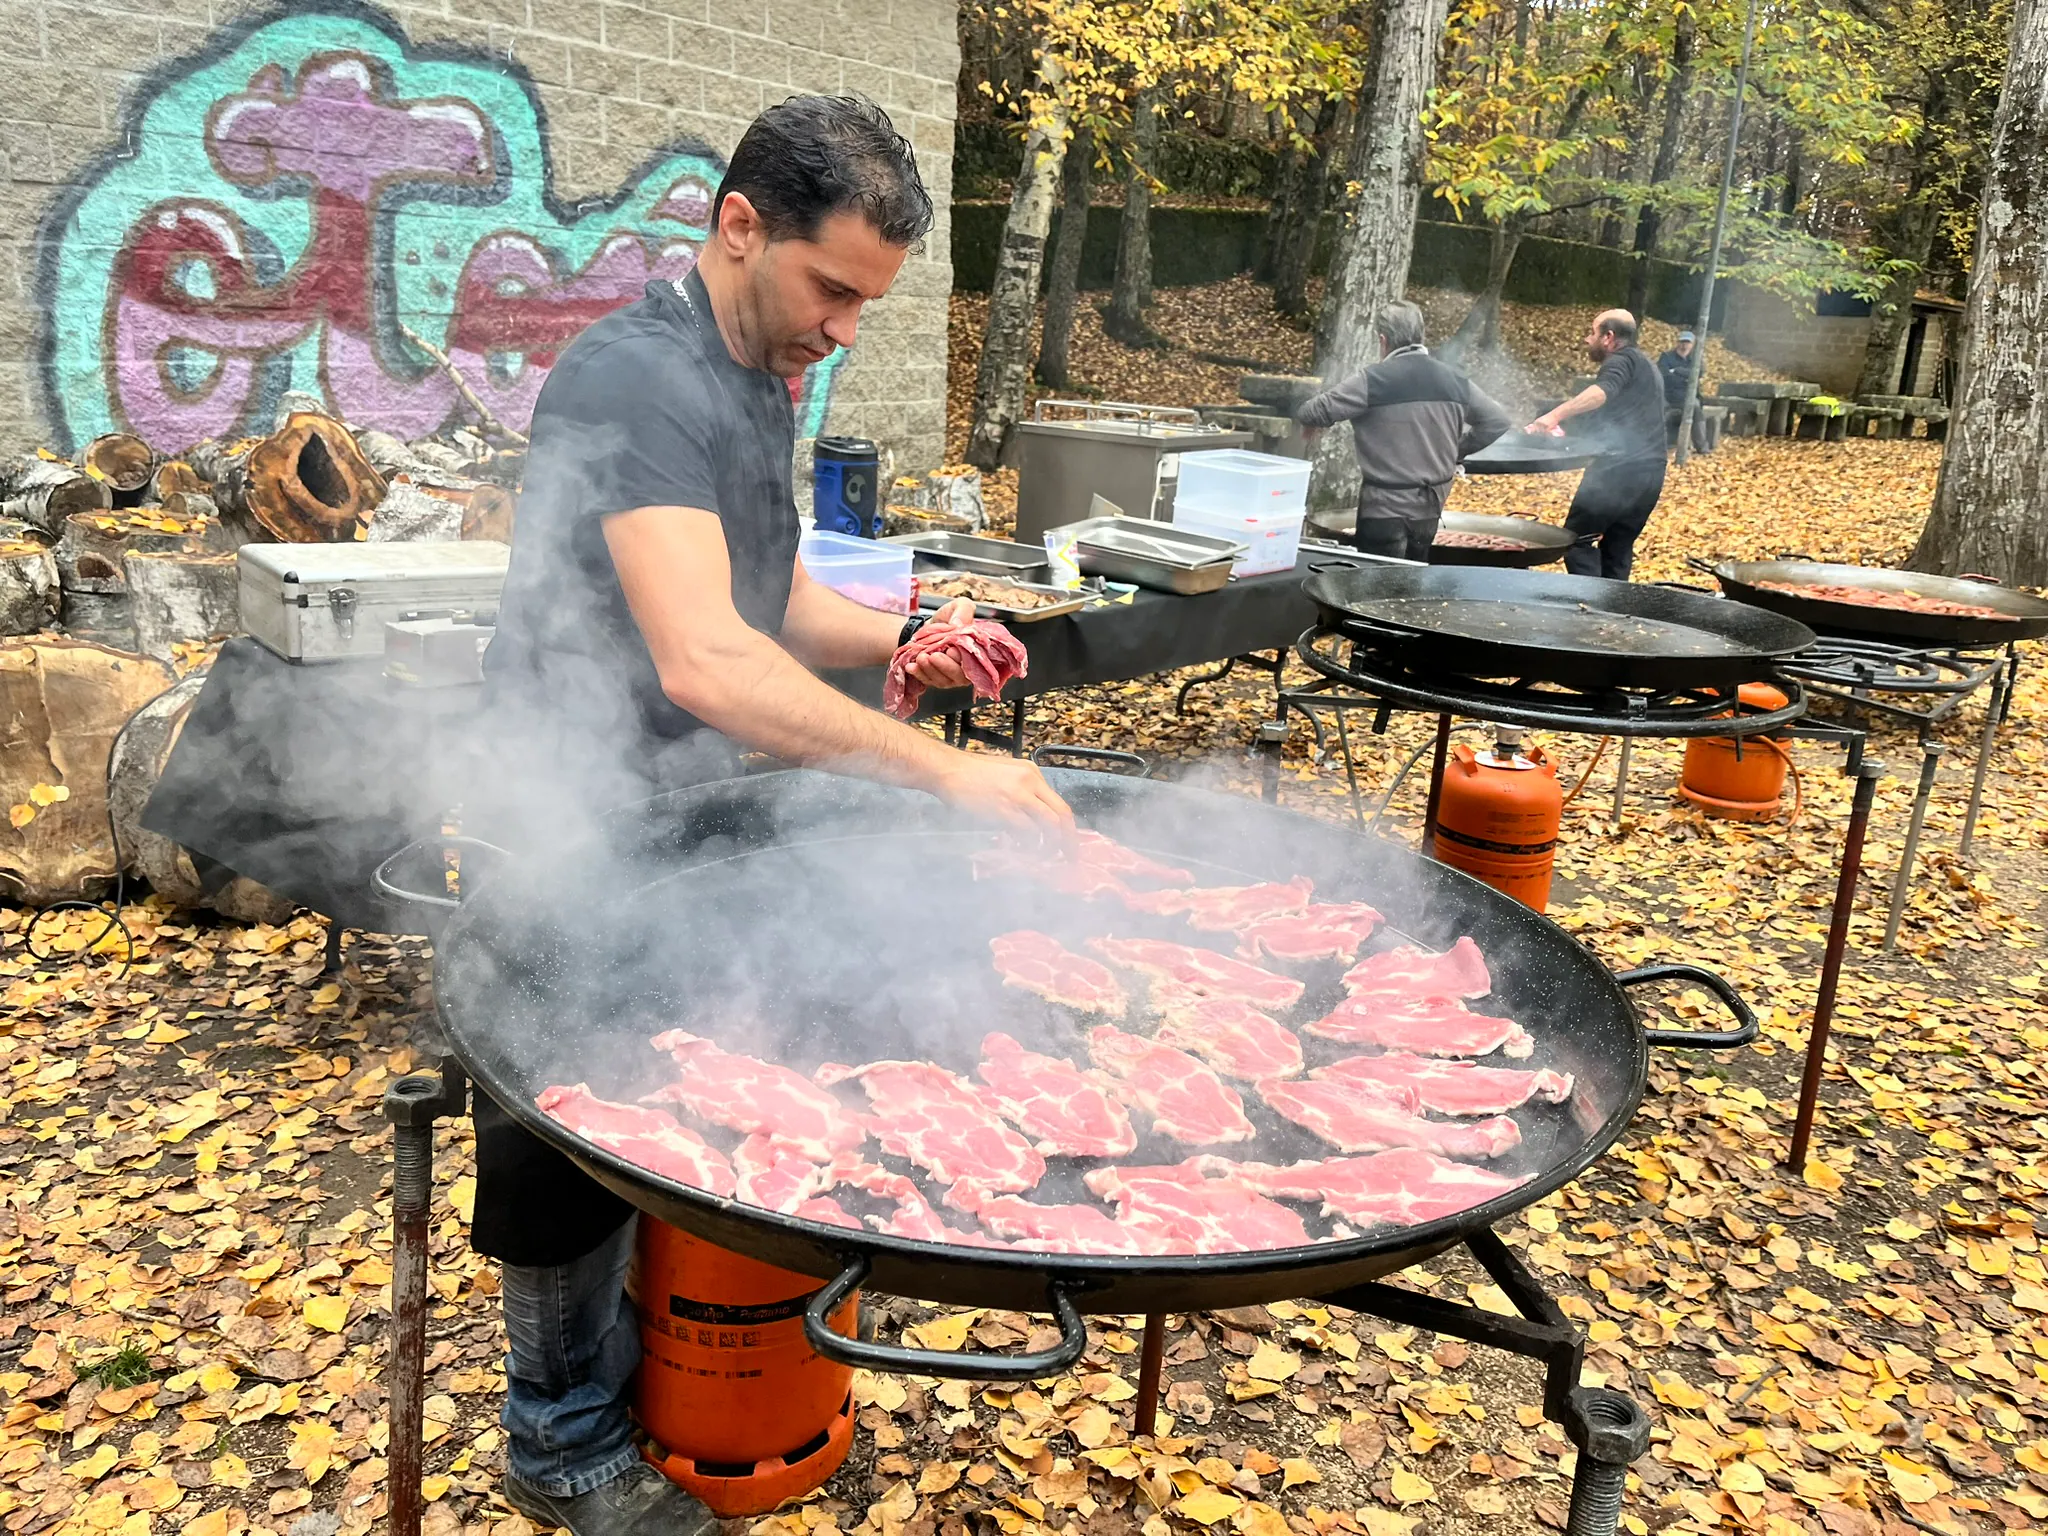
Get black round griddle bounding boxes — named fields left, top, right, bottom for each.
left=1709, top=558, right=2048, bottom=646
left=1304, top=508, right=1574, bottom=569
left=1305, top=565, right=1817, bottom=691
left=1461, top=437, right=1607, bottom=476
left=398, top=768, right=1753, bottom=1379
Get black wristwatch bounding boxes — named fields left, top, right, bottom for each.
left=897, top=613, right=929, bottom=649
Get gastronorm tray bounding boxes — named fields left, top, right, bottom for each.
left=1050, top=516, right=1246, bottom=595
left=884, top=530, right=1052, bottom=582
left=916, top=574, right=1088, bottom=622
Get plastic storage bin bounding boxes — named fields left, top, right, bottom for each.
left=1172, top=497, right=1306, bottom=577
left=1174, top=450, right=1311, bottom=519
left=799, top=528, right=914, bottom=614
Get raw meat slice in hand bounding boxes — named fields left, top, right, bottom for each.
left=1304, top=996, right=1534, bottom=1058
left=1084, top=1162, right=1310, bottom=1253
left=1086, top=1027, right=1255, bottom=1145
left=648, top=1030, right=868, bottom=1160
left=731, top=1135, right=829, bottom=1212
left=1259, top=1077, right=1523, bottom=1158
left=813, top=1060, right=1045, bottom=1210
left=1088, top=936, right=1305, bottom=1011
left=989, top=931, right=1127, bottom=1017
left=537, top=1085, right=736, bottom=1197
left=1174, top=876, right=1316, bottom=933
left=1342, top=936, right=1493, bottom=999
left=1213, top=1150, right=1529, bottom=1229
left=976, top=1031, right=1137, bottom=1157
left=1315, top=1053, right=1573, bottom=1116
left=1076, top=830, right=1192, bottom=886
left=972, top=1194, right=1174, bottom=1254
left=1237, top=902, right=1386, bottom=964
left=884, top=619, right=1029, bottom=719
left=1153, top=997, right=1304, bottom=1081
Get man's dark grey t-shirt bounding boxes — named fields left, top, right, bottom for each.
left=1587, top=345, right=1668, bottom=463
left=482, top=271, right=800, bottom=814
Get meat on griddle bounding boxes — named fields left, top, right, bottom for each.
left=971, top=1194, right=1174, bottom=1254
left=536, top=1084, right=736, bottom=1197
left=1123, top=875, right=1315, bottom=931
left=1236, top=901, right=1385, bottom=964
left=1305, top=994, right=1536, bottom=1058
left=1756, top=578, right=2015, bottom=620
left=976, top=1031, right=1137, bottom=1158
left=826, top=1156, right=1008, bottom=1245
left=1258, top=1076, right=1523, bottom=1159
left=989, top=930, right=1127, bottom=1017
left=1151, top=993, right=1304, bottom=1082
left=1313, top=1053, right=1574, bottom=1117
left=731, top=1134, right=831, bottom=1212
left=1341, top=936, right=1493, bottom=999
left=648, top=1030, right=869, bottom=1161
left=1088, top=936, right=1306, bottom=1012
left=1086, top=1026, right=1257, bottom=1145
left=1208, top=1149, right=1530, bottom=1229
left=813, top=1059, right=1046, bottom=1211
left=1075, top=829, right=1193, bottom=886
left=1434, top=530, right=1535, bottom=551
left=1084, top=1161, right=1312, bottom=1253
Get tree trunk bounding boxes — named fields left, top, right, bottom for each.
left=190, top=413, right=388, bottom=543
left=1273, top=97, right=1344, bottom=320
left=1855, top=201, right=1941, bottom=397
left=1037, top=121, right=1095, bottom=389
left=82, top=434, right=157, bottom=509
left=1105, top=88, right=1162, bottom=346
left=124, top=550, right=240, bottom=663
left=1308, top=0, right=1453, bottom=514
left=0, top=539, right=59, bottom=636
left=0, top=458, right=110, bottom=539
left=54, top=514, right=184, bottom=595
left=1448, top=220, right=1525, bottom=355
left=966, top=62, right=1070, bottom=471
left=1909, top=0, right=2048, bottom=583
left=1626, top=12, right=1696, bottom=318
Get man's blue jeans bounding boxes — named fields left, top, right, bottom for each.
left=499, top=1214, right=642, bottom=1496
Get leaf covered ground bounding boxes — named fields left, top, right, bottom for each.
left=0, top=296, right=2041, bottom=1536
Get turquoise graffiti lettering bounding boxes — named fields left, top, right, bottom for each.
left=36, top=3, right=844, bottom=454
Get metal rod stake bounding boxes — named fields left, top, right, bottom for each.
left=1134, top=1314, right=1167, bottom=1439
left=1420, top=713, right=1453, bottom=854
left=1787, top=762, right=1881, bottom=1169
left=1611, top=736, right=1635, bottom=826
left=1883, top=745, right=1943, bottom=952
left=1562, top=1389, right=1652, bottom=1536
left=1959, top=656, right=2007, bottom=855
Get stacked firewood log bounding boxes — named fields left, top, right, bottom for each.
left=0, top=405, right=522, bottom=908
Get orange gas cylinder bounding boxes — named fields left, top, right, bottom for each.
left=1680, top=683, right=1793, bottom=821
left=631, top=1219, right=857, bottom=1516
left=1429, top=729, right=1563, bottom=913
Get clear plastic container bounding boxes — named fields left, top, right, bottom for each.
left=798, top=528, right=915, bottom=614
left=1174, top=450, right=1311, bottom=519
left=1172, top=496, right=1306, bottom=577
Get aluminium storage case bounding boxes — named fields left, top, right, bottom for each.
left=238, top=542, right=511, bottom=662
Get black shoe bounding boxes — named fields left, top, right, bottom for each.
left=505, top=1460, right=720, bottom=1536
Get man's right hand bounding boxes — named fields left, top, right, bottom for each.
left=931, top=753, right=1076, bottom=840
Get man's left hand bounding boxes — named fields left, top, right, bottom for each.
left=899, top=599, right=992, bottom=693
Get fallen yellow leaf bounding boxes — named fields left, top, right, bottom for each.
left=1801, top=1161, right=1843, bottom=1193
left=303, top=1295, right=350, bottom=1333
left=1177, top=1487, right=1245, bottom=1525
left=1246, top=1342, right=1300, bottom=1382
left=1068, top=1404, right=1115, bottom=1449
left=1390, top=1469, right=1435, bottom=1504
left=1280, top=1457, right=1320, bottom=1488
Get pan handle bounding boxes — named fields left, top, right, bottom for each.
left=1683, top=556, right=1721, bottom=576
left=801, top=1254, right=1092, bottom=1381
left=1031, top=744, right=1151, bottom=776
left=1615, top=962, right=1758, bottom=1049
left=372, top=835, right=510, bottom=914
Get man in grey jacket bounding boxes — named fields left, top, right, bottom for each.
left=1294, top=302, right=1512, bottom=560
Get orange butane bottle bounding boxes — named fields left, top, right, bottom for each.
left=1429, top=727, right=1564, bottom=913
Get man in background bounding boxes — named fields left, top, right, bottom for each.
left=1525, top=309, right=1669, bottom=580
left=1294, top=301, right=1511, bottom=561
left=1659, top=330, right=1707, bottom=452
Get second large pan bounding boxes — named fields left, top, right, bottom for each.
left=1304, top=564, right=1817, bottom=691
left=1709, top=558, right=2048, bottom=646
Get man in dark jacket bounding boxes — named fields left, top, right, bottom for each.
left=1658, top=330, right=1707, bottom=451
left=1293, top=302, right=1512, bottom=561
left=1525, top=309, right=1668, bottom=580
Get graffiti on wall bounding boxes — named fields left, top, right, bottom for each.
left=36, top=2, right=845, bottom=455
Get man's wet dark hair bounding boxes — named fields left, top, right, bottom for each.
left=713, top=95, right=933, bottom=246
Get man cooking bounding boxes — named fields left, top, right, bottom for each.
left=1293, top=301, right=1512, bottom=560
left=1524, top=308, right=1669, bottom=580
left=475, top=95, right=1071, bottom=1536
left=1658, top=330, right=1706, bottom=452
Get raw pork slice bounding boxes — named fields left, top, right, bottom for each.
left=1088, top=936, right=1305, bottom=1011
left=1084, top=1162, right=1311, bottom=1253
left=826, top=1157, right=1005, bottom=1246
left=1154, top=997, right=1304, bottom=1081
left=537, top=1085, right=736, bottom=1197
left=976, top=1032, right=1137, bottom=1158
left=1237, top=902, right=1386, bottom=964
left=1213, top=1150, right=1529, bottom=1228
left=989, top=931, right=1127, bottom=1017
left=813, top=1060, right=1045, bottom=1209
left=1304, top=996, right=1535, bottom=1058
left=1315, top=1053, right=1573, bottom=1116
left=1259, top=1077, right=1522, bottom=1158
left=971, top=842, right=1136, bottom=901
left=648, top=1031, right=868, bottom=1160
left=1077, top=830, right=1192, bottom=886
left=731, top=1135, right=829, bottom=1212
left=972, top=1194, right=1174, bottom=1254
left=1342, top=936, right=1493, bottom=999
left=884, top=619, right=1028, bottom=719
left=1121, top=876, right=1315, bottom=930
left=794, top=1195, right=863, bottom=1230
left=1086, top=1027, right=1255, bottom=1145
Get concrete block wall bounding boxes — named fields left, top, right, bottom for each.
left=1724, top=287, right=1869, bottom=395
left=1, top=0, right=957, bottom=471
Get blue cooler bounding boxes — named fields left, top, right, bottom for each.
left=811, top=436, right=880, bottom=537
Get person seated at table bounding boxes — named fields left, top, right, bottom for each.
left=1293, top=301, right=1512, bottom=561
left=1658, top=330, right=1708, bottom=452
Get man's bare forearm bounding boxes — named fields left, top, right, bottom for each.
left=780, top=570, right=901, bottom=669
left=1537, top=384, right=1608, bottom=427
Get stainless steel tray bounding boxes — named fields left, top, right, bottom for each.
left=1051, top=516, right=1246, bottom=595
left=916, top=574, right=1087, bottom=622
left=884, top=531, right=1051, bottom=582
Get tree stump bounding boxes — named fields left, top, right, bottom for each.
left=82, top=434, right=157, bottom=508
left=366, top=482, right=464, bottom=543
left=0, top=540, right=59, bottom=636
left=0, top=457, right=111, bottom=538
left=59, top=591, right=137, bottom=651
left=191, top=414, right=387, bottom=543
left=0, top=638, right=174, bottom=904
left=106, top=670, right=293, bottom=924
left=125, top=550, right=239, bottom=662
left=54, top=513, right=185, bottom=595
left=154, top=460, right=205, bottom=502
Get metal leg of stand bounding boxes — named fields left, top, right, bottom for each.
left=1256, top=721, right=1288, bottom=806
left=384, top=1062, right=468, bottom=1536
left=1611, top=736, right=1635, bottom=825
left=1175, top=657, right=1237, bottom=715
left=1420, top=714, right=1453, bottom=854
left=1959, top=656, right=2007, bottom=856
left=1134, top=1314, right=1166, bottom=1439
left=322, top=923, right=345, bottom=977
left=1333, top=709, right=1365, bottom=829
left=1883, top=745, right=1942, bottom=952
left=1788, top=760, right=1881, bottom=1170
